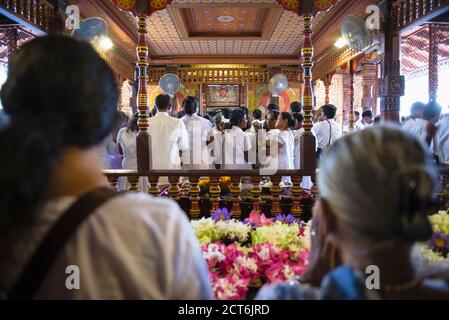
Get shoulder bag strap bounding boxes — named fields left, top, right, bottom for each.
left=9, top=187, right=123, bottom=300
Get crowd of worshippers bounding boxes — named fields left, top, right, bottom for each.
left=99, top=95, right=449, bottom=182
left=2, top=36, right=449, bottom=300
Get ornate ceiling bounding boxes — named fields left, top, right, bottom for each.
left=144, top=0, right=304, bottom=56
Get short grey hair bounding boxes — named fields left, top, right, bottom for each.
left=318, top=124, right=436, bottom=251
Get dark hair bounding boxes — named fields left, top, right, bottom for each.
left=374, top=116, right=381, bottom=124
left=322, top=104, right=337, bottom=119
left=127, top=115, right=139, bottom=132
left=292, top=112, right=304, bottom=124
left=411, top=101, right=426, bottom=116
left=290, top=101, right=302, bottom=113
left=268, top=110, right=280, bottom=120
left=267, top=103, right=279, bottom=112
left=155, top=94, right=171, bottom=110
left=182, top=96, right=199, bottom=115
left=220, top=108, right=231, bottom=119
left=253, top=109, right=262, bottom=120
left=239, top=107, right=249, bottom=117
left=230, top=108, right=246, bottom=127
left=362, top=110, right=373, bottom=119
left=354, top=111, right=360, bottom=117
left=280, top=112, right=296, bottom=128
left=423, top=101, right=442, bottom=121
left=0, top=36, right=118, bottom=234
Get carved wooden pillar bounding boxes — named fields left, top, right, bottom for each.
left=379, top=0, right=404, bottom=123
left=136, top=14, right=152, bottom=171
left=209, top=177, right=221, bottom=214
left=230, top=177, right=242, bottom=219
left=300, top=12, right=316, bottom=172
left=291, top=175, right=303, bottom=219
left=429, top=24, right=439, bottom=103
left=270, top=175, right=282, bottom=215
left=107, top=175, right=119, bottom=191
left=251, top=176, right=262, bottom=212
left=360, top=60, right=377, bottom=111
left=128, top=176, right=139, bottom=192
left=168, top=176, right=180, bottom=201
left=348, top=61, right=355, bottom=131
left=148, top=176, right=160, bottom=196
left=189, top=176, right=201, bottom=219
left=324, top=75, right=330, bottom=104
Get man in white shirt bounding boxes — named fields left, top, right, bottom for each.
left=403, top=101, right=441, bottom=147
left=312, top=104, right=343, bottom=153
left=180, top=96, right=212, bottom=169
left=223, top=108, right=252, bottom=169
left=354, top=111, right=365, bottom=131
left=433, top=113, right=449, bottom=164
left=361, top=110, right=374, bottom=127
left=402, top=102, right=427, bottom=141
left=148, top=94, right=188, bottom=172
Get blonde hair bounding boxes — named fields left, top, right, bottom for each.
left=318, top=124, right=436, bottom=250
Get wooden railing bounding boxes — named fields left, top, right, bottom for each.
left=104, top=166, right=449, bottom=221
left=392, top=0, right=449, bottom=32
left=0, top=0, right=55, bottom=34
left=104, top=169, right=317, bottom=221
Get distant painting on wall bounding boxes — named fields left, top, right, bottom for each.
left=206, top=85, right=240, bottom=107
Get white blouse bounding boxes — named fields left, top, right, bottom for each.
left=0, top=193, right=212, bottom=299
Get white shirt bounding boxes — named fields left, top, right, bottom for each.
left=97, top=134, right=116, bottom=169
left=293, top=128, right=305, bottom=170
left=147, top=112, right=189, bottom=170
left=0, top=193, right=212, bottom=299
left=181, top=113, right=212, bottom=169
left=312, top=120, right=343, bottom=149
left=223, top=126, right=252, bottom=169
left=402, top=118, right=428, bottom=143
left=433, top=115, right=449, bottom=164
left=117, top=128, right=138, bottom=169
left=275, top=130, right=294, bottom=170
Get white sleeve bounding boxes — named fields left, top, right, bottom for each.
left=59, top=194, right=213, bottom=299
left=178, top=121, right=189, bottom=151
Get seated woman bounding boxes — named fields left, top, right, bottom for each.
left=0, top=36, right=212, bottom=299
left=257, top=125, right=449, bottom=299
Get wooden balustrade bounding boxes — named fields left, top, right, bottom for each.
left=104, top=169, right=316, bottom=220
left=104, top=167, right=449, bottom=219
left=392, top=0, right=449, bottom=32
left=0, top=0, right=55, bottom=33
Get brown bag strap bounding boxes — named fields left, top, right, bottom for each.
left=9, top=187, right=124, bottom=300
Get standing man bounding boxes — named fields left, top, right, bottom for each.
left=361, top=110, right=374, bottom=127
left=180, top=96, right=212, bottom=169
left=312, top=104, right=342, bottom=158
left=148, top=94, right=188, bottom=175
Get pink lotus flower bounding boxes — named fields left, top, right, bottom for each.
left=244, top=210, right=273, bottom=227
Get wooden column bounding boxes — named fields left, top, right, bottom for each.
left=128, top=176, right=139, bottom=192
left=270, top=175, right=282, bottom=215
left=189, top=176, right=201, bottom=219
left=379, top=0, right=404, bottom=123
left=291, top=175, right=303, bottom=219
left=300, top=12, right=316, bottom=171
left=136, top=14, right=152, bottom=171
left=348, top=60, right=355, bottom=131
left=209, top=177, right=221, bottom=214
left=230, top=177, right=242, bottom=219
left=168, top=176, right=180, bottom=201
left=360, top=57, right=378, bottom=111
left=251, top=176, right=261, bottom=212
left=429, top=24, right=439, bottom=103
left=107, top=175, right=119, bottom=191
left=324, top=75, right=330, bottom=104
